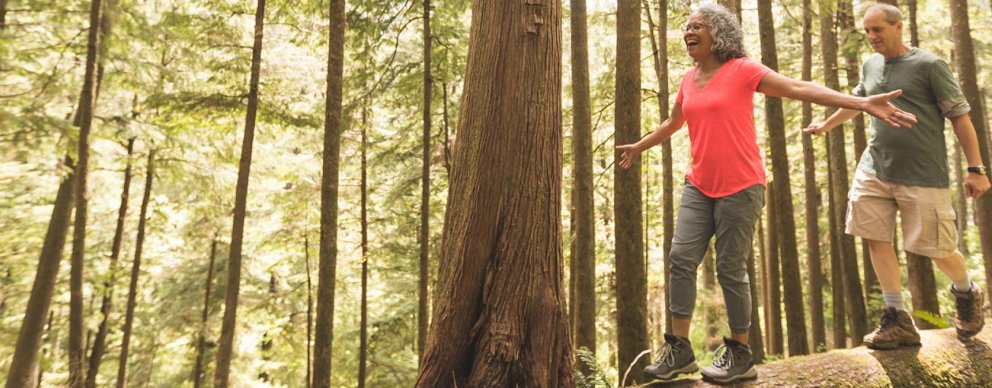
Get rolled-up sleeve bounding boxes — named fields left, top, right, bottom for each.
left=938, top=95, right=970, bottom=118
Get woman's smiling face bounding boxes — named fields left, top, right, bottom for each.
left=684, top=14, right=713, bottom=61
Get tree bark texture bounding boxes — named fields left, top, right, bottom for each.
left=764, top=181, right=783, bottom=355
left=85, top=138, right=135, bottom=388
left=948, top=0, right=992, bottom=306
left=746, top=248, right=765, bottom=364
left=820, top=0, right=868, bottom=346
left=192, top=240, right=218, bottom=388
left=115, top=151, right=154, bottom=388
left=67, top=0, right=103, bottom=384
left=656, top=327, right=992, bottom=387
left=570, top=0, right=596, bottom=373
left=757, top=0, right=808, bottom=356
left=800, top=0, right=826, bottom=352
left=615, top=0, right=649, bottom=384
left=213, top=1, right=265, bottom=385
left=313, top=0, right=345, bottom=385
left=418, top=0, right=431, bottom=365
left=826, top=140, right=847, bottom=348
left=413, top=1, right=573, bottom=386
left=5, top=163, right=75, bottom=388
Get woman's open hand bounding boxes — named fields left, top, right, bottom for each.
left=615, top=144, right=642, bottom=169
left=864, top=89, right=918, bottom=128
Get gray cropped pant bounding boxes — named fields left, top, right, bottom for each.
left=668, top=181, right=765, bottom=333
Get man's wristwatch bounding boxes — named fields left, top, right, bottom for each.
left=967, top=165, right=988, bottom=175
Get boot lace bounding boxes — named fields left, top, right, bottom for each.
left=957, top=292, right=975, bottom=322
left=651, top=341, right=679, bottom=367
left=711, top=344, right=734, bottom=370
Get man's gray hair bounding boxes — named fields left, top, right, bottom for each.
left=866, top=3, right=903, bottom=24
left=692, top=4, right=747, bottom=63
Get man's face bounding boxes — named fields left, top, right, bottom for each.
left=863, top=10, right=903, bottom=56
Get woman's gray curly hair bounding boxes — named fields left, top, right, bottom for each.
left=692, top=4, right=747, bottom=62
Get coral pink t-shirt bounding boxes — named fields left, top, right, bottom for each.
left=676, top=57, right=771, bottom=198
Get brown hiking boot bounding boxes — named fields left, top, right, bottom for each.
left=863, top=307, right=921, bottom=350
left=951, top=284, right=985, bottom=338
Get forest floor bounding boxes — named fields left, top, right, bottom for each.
left=634, top=325, right=992, bottom=388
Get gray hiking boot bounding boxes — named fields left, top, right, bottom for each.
left=701, top=337, right=757, bottom=384
left=951, top=283, right=985, bottom=338
left=643, top=334, right=699, bottom=380
left=863, top=307, right=921, bottom=350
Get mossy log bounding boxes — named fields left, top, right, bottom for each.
left=641, top=326, right=992, bottom=387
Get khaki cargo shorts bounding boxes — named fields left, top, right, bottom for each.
left=846, top=169, right=958, bottom=258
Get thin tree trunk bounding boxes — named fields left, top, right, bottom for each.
left=85, top=137, right=134, bottom=388
left=820, top=0, right=868, bottom=346
left=5, top=162, right=75, bottom=388
left=827, top=140, right=848, bottom=348
left=839, top=0, right=879, bottom=310
left=955, top=147, right=969, bottom=254
left=418, top=0, right=431, bottom=366
left=757, top=0, right=808, bottom=356
left=765, top=181, right=783, bottom=355
left=747, top=246, right=765, bottom=363
left=116, top=151, right=154, bottom=388
left=192, top=240, right=218, bottom=388
left=570, top=0, right=596, bottom=374
left=949, top=0, right=992, bottom=306
left=801, top=0, right=826, bottom=352
left=701, top=246, right=718, bottom=350
left=313, top=0, right=345, bottom=384
left=442, top=82, right=452, bottom=176
left=414, top=1, right=573, bottom=385
left=358, top=106, right=369, bottom=388
left=645, top=0, right=673, bottom=336
left=305, top=236, right=313, bottom=388
left=717, top=0, right=741, bottom=21
left=213, top=1, right=265, bottom=385
left=615, top=0, right=648, bottom=382
left=68, top=0, right=104, bottom=384
left=0, top=0, right=8, bottom=30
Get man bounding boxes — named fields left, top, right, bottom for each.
left=806, top=3, right=990, bottom=349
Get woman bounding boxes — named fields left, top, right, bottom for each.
left=616, top=4, right=916, bottom=384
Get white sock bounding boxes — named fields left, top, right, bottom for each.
left=883, top=291, right=906, bottom=311
left=952, top=279, right=973, bottom=293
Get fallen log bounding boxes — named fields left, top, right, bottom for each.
left=638, top=326, right=992, bottom=387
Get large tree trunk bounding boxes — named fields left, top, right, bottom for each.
left=654, top=327, right=992, bottom=387
left=570, top=0, right=596, bottom=373
left=414, top=1, right=573, bottom=386
left=764, top=181, right=783, bottom=355
left=800, top=0, right=826, bottom=352
left=418, top=0, right=431, bottom=365
left=5, top=163, right=75, bottom=388
left=192, top=240, right=218, bottom=388
left=213, top=1, right=266, bottom=385
left=358, top=106, right=369, bottom=388
left=949, top=0, right=992, bottom=306
left=85, top=137, right=135, bottom=388
left=757, top=0, right=808, bottom=357
left=67, top=0, right=104, bottom=385
left=312, top=0, right=345, bottom=384
left=820, top=0, right=868, bottom=346
left=115, top=151, right=154, bottom=388
left=615, top=0, right=649, bottom=383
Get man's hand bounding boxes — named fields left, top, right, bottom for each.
left=615, top=144, right=642, bottom=169
left=864, top=89, right=918, bottom=128
left=965, top=172, right=991, bottom=198
left=804, top=122, right=831, bottom=136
